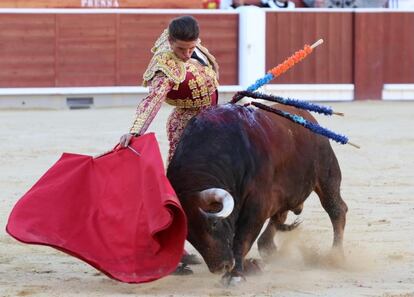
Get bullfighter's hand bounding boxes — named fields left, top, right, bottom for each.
left=119, top=133, right=134, bottom=148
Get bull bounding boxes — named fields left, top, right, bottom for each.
left=166, top=103, right=348, bottom=285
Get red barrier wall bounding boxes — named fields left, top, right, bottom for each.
left=354, top=11, right=414, bottom=99
left=0, top=13, right=239, bottom=87
left=266, top=11, right=353, bottom=84
left=1, top=10, right=414, bottom=99
left=0, top=0, right=204, bottom=8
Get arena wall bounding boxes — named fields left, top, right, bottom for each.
left=0, top=8, right=413, bottom=108
left=0, top=0, right=205, bottom=9
left=0, top=10, right=238, bottom=87
left=354, top=10, right=414, bottom=100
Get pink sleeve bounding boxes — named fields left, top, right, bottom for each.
left=129, top=75, right=173, bottom=135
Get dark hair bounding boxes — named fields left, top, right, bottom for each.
left=168, top=15, right=199, bottom=41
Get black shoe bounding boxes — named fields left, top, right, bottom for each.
left=171, top=263, right=193, bottom=276
left=181, top=253, right=202, bottom=265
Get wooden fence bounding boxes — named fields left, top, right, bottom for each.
left=0, top=0, right=204, bottom=8
left=0, top=9, right=413, bottom=99
left=266, top=10, right=414, bottom=99
left=0, top=12, right=239, bottom=87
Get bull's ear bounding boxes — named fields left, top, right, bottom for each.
left=198, top=188, right=234, bottom=218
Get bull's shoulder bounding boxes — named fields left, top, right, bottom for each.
left=195, top=104, right=258, bottom=127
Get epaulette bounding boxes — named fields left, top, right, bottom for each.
left=143, top=51, right=185, bottom=87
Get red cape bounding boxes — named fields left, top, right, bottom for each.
left=6, top=133, right=186, bottom=283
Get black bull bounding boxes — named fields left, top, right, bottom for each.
left=167, top=103, right=348, bottom=284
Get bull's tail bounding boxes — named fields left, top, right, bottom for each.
left=275, top=217, right=303, bottom=232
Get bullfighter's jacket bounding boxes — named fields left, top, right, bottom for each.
left=129, top=29, right=219, bottom=136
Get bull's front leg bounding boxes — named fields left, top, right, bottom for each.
left=221, top=220, right=265, bottom=286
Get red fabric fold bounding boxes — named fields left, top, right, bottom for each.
left=6, top=133, right=186, bottom=283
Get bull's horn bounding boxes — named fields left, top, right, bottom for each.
left=199, top=188, right=234, bottom=218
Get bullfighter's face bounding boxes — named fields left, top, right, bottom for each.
left=169, top=38, right=197, bottom=62
left=181, top=190, right=235, bottom=273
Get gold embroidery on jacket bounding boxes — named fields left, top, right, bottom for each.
left=130, top=75, right=172, bottom=135
left=143, top=52, right=185, bottom=88
left=164, top=59, right=217, bottom=108
left=142, top=28, right=219, bottom=86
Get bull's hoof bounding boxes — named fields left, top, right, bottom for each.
left=171, top=264, right=193, bottom=276
left=328, top=246, right=346, bottom=267
left=243, top=258, right=263, bottom=275
left=181, top=253, right=202, bottom=265
left=221, top=271, right=246, bottom=287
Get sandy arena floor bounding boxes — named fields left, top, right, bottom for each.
left=0, top=101, right=413, bottom=297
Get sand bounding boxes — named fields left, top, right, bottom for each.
left=0, top=100, right=413, bottom=297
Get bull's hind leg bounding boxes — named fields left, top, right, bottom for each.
left=315, top=155, right=348, bottom=251
left=258, top=211, right=302, bottom=260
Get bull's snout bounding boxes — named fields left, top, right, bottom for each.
left=224, top=259, right=235, bottom=272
